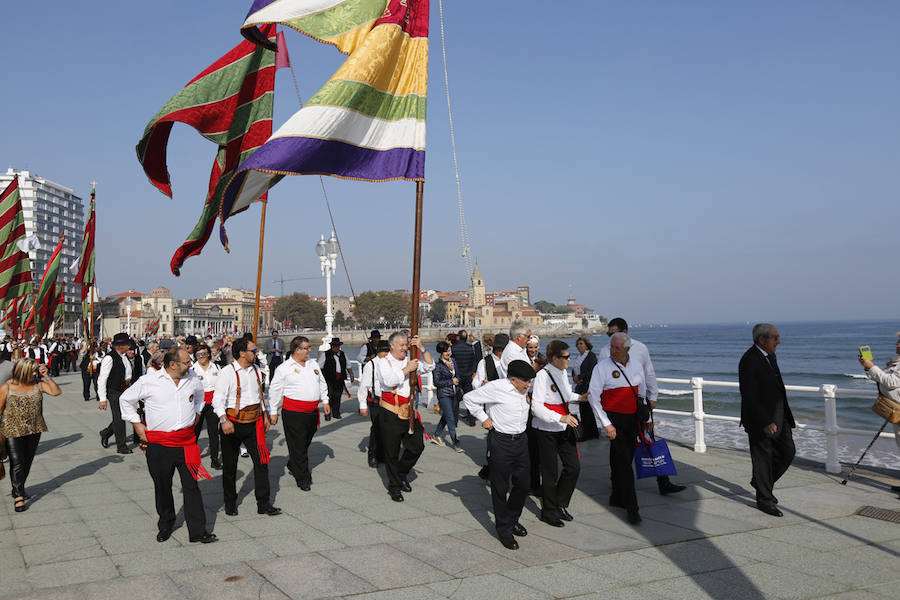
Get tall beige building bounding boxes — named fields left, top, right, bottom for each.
left=469, top=264, right=485, bottom=308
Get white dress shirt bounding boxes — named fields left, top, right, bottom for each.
left=587, top=356, right=647, bottom=428
left=598, top=339, right=658, bottom=403
left=531, top=364, right=580, bottom=432
left=357, top=358, right=383, bottom=410
left=500, top=342, right=530, bottom=372
left=376, top=352, right=434, bottom=398
left=119, top=369, right=204, bottom=431
left=357, top=344, right=370, bottom=364
left=268, top=357, right=328, bottom=413
left=212, top=362, right=272, bottom=416
left=97, top=351, right=132, bottom=403
left=472, top=353, right=505, bottom=388
left=463, top=378, right=530, bottom=434
left=193, top=361, right=220, bottom=393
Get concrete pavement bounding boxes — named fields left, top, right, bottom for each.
left=1, top=370, right=899, bottom=599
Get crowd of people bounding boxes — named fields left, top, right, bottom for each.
left=1, top=321, right=898, bottom=550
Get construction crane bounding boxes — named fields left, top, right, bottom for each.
left=272, top=274, right=321, bottom=298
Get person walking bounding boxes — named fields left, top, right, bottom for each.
left=463, top=360, right=536, bottom=550
left=99, top=333, right=135, bottom=454
left=264, top=330, right=285, bottom=382
left=739, top=323, right=795, bottom=517
left=320, top=337, right=353, bottom=420
left=0, top=358, right=61, bottom=511
left=119, top=348, right=217, bottom=544
left=79, top=342, right=101, bottom=402
left=192, top=343, right=222, bottom=470
left=358, top=340, right=390, bottom=467
left=430, top=341, right=463, bottom=452
left=451, top=331, right=478, bottom=426
left=268, top=336, right=330, bottom=491
left=859, top=331, right=900, bottom=496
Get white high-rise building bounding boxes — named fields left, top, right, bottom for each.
left=0, top=168, right=85, bottom=331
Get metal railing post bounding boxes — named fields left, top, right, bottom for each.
left=691, top=377, right=707, bottom=453
left=822, top=384, right=840, bottom=474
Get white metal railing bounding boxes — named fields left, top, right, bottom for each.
left=655, top=377, right=896, bottom=474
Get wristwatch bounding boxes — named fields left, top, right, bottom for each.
left=219, top=416, right=227, bottom=424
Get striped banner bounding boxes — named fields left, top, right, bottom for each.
left=135, top=25, right=278, bottom=274
left=31, top=234, right=64, bottom=339
left=0, top=176, right=34, bottom=308
left=73, top=186, right=96, bottom=320
left=221, top=0, right=428, bottom=225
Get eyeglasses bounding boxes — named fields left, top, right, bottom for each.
left=246, top=349, right=258, bottom=354
left=558, top=354, right=570, bottom=360
left=195, top=352, right=209, bottom=357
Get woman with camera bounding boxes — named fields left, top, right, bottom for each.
left=0, top=358, right=61, bottom=511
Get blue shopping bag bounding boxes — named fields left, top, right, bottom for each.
left=634, top=434, right=678, bottom=479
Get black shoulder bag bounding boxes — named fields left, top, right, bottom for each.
left=612, top=359, right=651, bottom=423
left=545, top=370, right=593, bottom=442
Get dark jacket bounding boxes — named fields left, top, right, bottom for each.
left=433, top=360, right=458, bottom=399
left=574, top=351, right=597, bottom=394
left=450, top=341, right=477, bottom=379
left=739, top=346, right=795, bottom=432
left=321, top=349, right=349, bottom=383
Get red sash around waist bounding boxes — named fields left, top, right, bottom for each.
left=224, top=405, right=270, bottom=464
left=545, top=403, right=567, bottom=416
left=381, top=391, right=410, bottom=406
left=600, top=386, right=638, bottom=414
left=145, top=427, right=212, bottom=481
left=283, top=397, right=320, bottom=413
left=203, top=390, right=214, bottom=405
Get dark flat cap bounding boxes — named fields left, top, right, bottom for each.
left=507, top=360, right=536, bottom=381
left=492, top=333, right=510, bottom=350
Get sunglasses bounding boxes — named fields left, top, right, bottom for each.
left=558, top=354, right=570, bottom=359
left=195, top=352, right=209, bottom=357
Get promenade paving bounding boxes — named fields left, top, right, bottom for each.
left=2, top=370, right=899, bottom=599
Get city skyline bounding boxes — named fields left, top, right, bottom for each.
left=2, top=3, right=899, bottom=324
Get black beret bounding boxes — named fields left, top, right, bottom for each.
left=507, top=360, right=536, bottom=381
left=492, top=333, right=510, bottom=350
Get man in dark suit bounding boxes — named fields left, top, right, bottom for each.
left=320, top=337, right=353, bottom=420
left=739, top=323, right=795, bottom=517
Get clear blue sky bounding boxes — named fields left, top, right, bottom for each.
left=2, top=2, right=898, bottom=324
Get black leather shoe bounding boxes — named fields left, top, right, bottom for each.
left=117, top=447, right=133, bottom=455
left=333, top=414, right=342, bottom=419
left=210, top=457, right=222, bottom=470
left=478, top=465, right=490, bottom=480
left=559, top=507, right=574, bottom=522
left=499, top=535, right=519, bottom=550
left=540, top=515, right=564, bottom=527
left=258, top=505, right=282, bottom=516
left=189, top=532, right=218, bottom=544
left=100, top=431, right=110, bottom=449
left=659, top=482, right=687, bottom=495
left=368, top=456, right=379, bottom=468
left=609, top=495, right=625, bottom=508
left=324, top=413, right=332, bottom=421
left=890, top=484, right=900, bottom=493
left=390, top=490, right=404, bottom=502
left=511, top=523, right=528, bottom=537
left=156, top=529, right=171, bottom=542
left=224, top=504, right=238, bottom=516
left=627, top=510, right=642, bottom=524
left=299, top=482, right=311, bottom=491
left=401, top=480, right=412, bottom=493
left=756, top=503, right=783, bottom=517
left=132, top=435, right=141, bottom=445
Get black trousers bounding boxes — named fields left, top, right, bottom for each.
left=607, top=411, right=639, bottom=512
left=5, top=433, right=41, bottom=498
left=268, top=355, right=283, bottom=382
left=379, top=410, right=424, bottom=493
left=81, top=369, right=98, bottom=400
left=282, top=409, right=318, bottom=485
left=487, top=429, right=530, bottom=538
left=367, top=401, right=383, bottom=462
left=327, top=380, right=344, bottom=417
left=193, top=404, right=220, bottom=461
left=748, top=421, right=795, bottom=506
left=535, top=429, right=580, bottom=519
left=49, top=353, right=60, bottom=376
left=100, top=390, right=128, bottom=451
left=526, top=413, right=541, bottom=491
left=145, top=443, right=207, bottom=537
left=221, top=420, right=270, bottom=509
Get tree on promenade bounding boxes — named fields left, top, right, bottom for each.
left=534, top=300, right=573, bottom=314
left=274, top=293, right=325, bottom=329
left=428, top=298, right=447, bottom=323
left=353, top=291, right=408, bottom=327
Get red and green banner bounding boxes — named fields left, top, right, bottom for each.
left=0, top=176, right=34, bottom=308
left=30, top=234, right=65, bottom=338
left=74, top=186, right=96, bottom=321
left=135, top=24, right=278, bottom=275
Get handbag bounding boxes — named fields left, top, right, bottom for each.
left=545, top=370, right=593, bottom=442
left=633, top=431, right=678, bottom=479
left=872, top=395, right=900, bottom=424
left=612, top=359, right=651, bottom=423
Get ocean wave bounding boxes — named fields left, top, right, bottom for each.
left=841, top=373, right=870, bottom=380
left=658, top=388, right=693, bottom=396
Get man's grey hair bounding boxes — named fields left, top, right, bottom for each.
left=509, top=320, right=529, bottom=340
left=389, top=331, right=408, bottom=346
left=610, top=332, right=632, bottom=348
left=752, top=323, right=776, bottom=343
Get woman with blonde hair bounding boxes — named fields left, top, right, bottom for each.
left=0, top=358, right=61, bottom=511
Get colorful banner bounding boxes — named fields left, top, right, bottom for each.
left=0, top=176, right=34, bottom=307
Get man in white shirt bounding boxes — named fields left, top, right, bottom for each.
left=120, top=348, right=217, bottom=544
left=376, top=332, right=434, bottom=502
left=358, top=339, right=390, bottom=468
left=212, top=336, right=281, bottom=517
left=463, top=360, right=536, bottom=550
left=268, top=336, right=329, bottom=491
left=357, top=329, right=382, bottom=364
left=501, top=320, right=533, bottom=373
left=600, top=317, right=686, bottom=496
left=99, top=333, right=134, bottom=454
left=473, top=333, right=508, bottom=388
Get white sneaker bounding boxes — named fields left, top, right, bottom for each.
left=453, top=443, right=464, bottom=453
left=430, top=436, right=445, bottom=447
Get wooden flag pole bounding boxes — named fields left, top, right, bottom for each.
left=89, top=286, right=95, bottom=346
left=252, top=199, right=267, bottom=343
left=407, top=181, right=424, bottom=434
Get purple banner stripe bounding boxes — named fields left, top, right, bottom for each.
left=246, top=0, right=279, bottom=17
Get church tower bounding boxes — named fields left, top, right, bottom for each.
left=470, top=263, right=486, bottom=308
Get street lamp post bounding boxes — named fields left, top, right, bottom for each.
left=316, top=231, right=339, bottom=351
